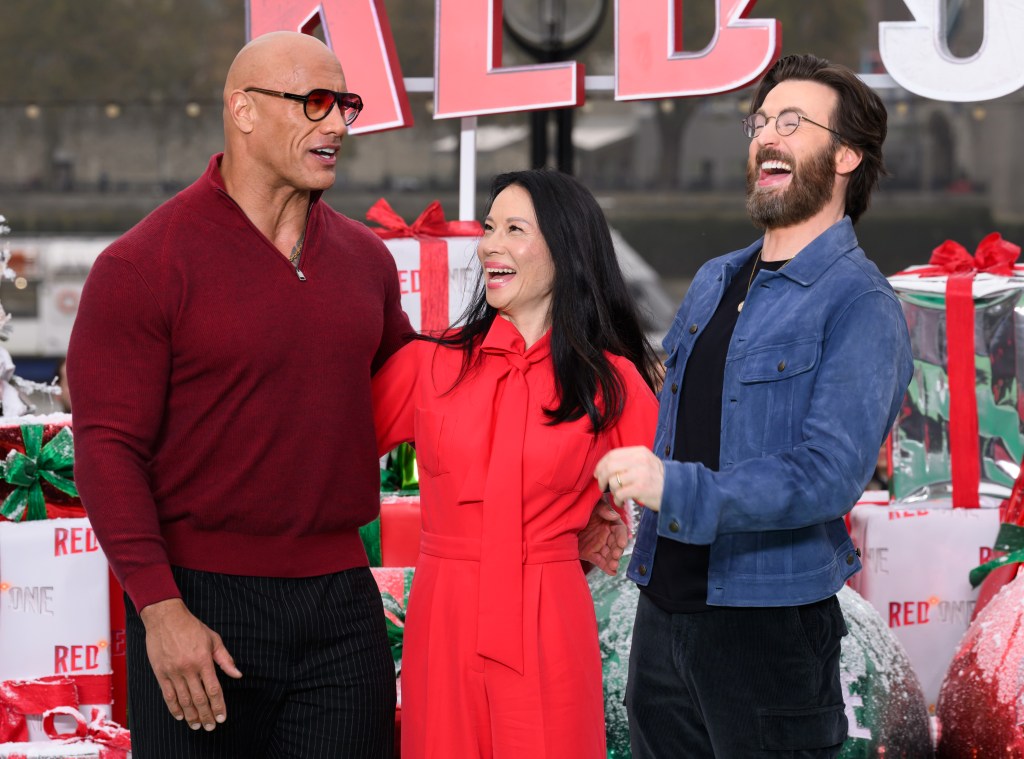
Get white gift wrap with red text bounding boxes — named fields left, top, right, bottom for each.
left=848, top=502, right=1001, bottom=712
left=381, top=235, right=480, bottom=333
left=0, top=519, right=111, bottom=719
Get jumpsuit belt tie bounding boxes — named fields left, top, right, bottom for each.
left=419, top=532, right=580, bottom=564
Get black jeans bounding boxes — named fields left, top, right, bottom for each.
left=126, top=566, right=396, bottom=759
left=625, top=592, right=848, bottom=758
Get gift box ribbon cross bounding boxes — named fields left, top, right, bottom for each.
left=367, top=199, right=483, bottom=333
left=900, top=233, right=1022, bottom=507
left=0, top=425, right=78, bottom=522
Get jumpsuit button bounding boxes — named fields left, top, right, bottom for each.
left=638, top=565, right=648, bottom=576
left=689, top=324, right=699, bottom=334
left=778, top=360, right=786, bottom=371
left=671, top=383, right=678, bottom=394
left=669, top=520, right=680, bottom=533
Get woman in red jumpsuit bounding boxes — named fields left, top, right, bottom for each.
left=373, top=169, right=660, bottom=758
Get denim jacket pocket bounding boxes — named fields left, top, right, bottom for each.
left=737, top=340, right=820, bottom=453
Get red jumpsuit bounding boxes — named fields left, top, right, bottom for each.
left=372, top=317, right=658, bottom=758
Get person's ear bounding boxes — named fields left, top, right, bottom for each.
left=835, top=144, right=862, bottom=177
left=227, top=90, right=256, bottom=135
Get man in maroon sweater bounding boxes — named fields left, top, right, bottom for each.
left=67, top=31, right=412, bottom=758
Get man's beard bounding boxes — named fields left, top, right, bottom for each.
left=745, top=143, right=837, bottom=230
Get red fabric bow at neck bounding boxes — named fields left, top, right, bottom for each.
left=906, top=233, right=1021, bottom=508
left=366, top=199, right=482, bottom=333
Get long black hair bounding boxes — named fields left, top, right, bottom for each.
left=421, top=169, right=660, bottom=432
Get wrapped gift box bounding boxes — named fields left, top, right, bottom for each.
left=367, top=199, right=482, bottom=334
left=848, top=501, right=1002, bottom=711
left=0, top=417, right=82, bottom=522
left=0, top=743, right=103, bottom=758
left=361, top=495, right=423, bottom=569
left=888, top=239, right=1024, bottom=503
left=0, top=518, right=112, bottom=719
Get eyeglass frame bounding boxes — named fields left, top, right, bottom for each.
left=244, top=87, right=364, bottom=125
left=741, top=110, right=841, bottom=140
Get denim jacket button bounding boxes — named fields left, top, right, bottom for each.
left=669, top=520, right=680, bottom=533
left=846, top=553, right=855, bottom=565
left=638, top=564, right=648, bottom=576
left=689, top=324, right=698, bottom=334
left=777, top=360, right=786, bottom=371
left=671, top=383, right=678, bottom=394
left=663, top=444, right=671, bottom=456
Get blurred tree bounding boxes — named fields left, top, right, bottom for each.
left=0, top=0, right=242, bottom=105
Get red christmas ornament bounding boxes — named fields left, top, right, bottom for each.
left=936, top=572, right=1024, bottom=757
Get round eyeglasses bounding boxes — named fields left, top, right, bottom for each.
left=244, top=87, right=364, bottom=126
left=741, top=110, right=840, bottom=139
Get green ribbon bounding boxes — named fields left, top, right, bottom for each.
left=359, top=515, right=383, bottom=568
left=380, top=443, right=419, bottom=494
left=0, top=425, right=77, bottom=522
left=969, top=522, right=1024, bottom=588
left=382, top=591, right=406, bottom=675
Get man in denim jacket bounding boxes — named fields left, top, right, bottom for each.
left=596, top=55, right=913, bottom=757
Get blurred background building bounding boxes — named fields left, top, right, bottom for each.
left=0, top=0, right=1018, bottom=382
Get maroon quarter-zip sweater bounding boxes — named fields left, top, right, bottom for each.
left=67, top=154, right=413, bottom=611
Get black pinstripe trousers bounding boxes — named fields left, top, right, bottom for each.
left=125, top=565, right=396, bottom=759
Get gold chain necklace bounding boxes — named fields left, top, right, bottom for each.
left=288, top=230, right=305, bottom=266
left=737, top=251, right=792, bottom=313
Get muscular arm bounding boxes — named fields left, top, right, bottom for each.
left=68, top=252, right=241, bottom=730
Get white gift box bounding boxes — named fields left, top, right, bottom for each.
left=380, top=236, right=480, bottom=333
left=0, top=519, right=111, bottom=699
left=848, top=501, right=1001, bottom=711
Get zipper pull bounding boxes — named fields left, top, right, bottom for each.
left=296, top=267, right=306, bottom=281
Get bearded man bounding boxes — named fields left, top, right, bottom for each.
left=595, top=54, right=913, bottom=758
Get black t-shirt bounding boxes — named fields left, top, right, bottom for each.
left=642, top=251, right=787, bottom=613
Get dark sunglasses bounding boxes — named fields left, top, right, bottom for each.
left=244, top=87, right=363, bottom=125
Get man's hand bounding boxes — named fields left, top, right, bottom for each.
left=595, top=446, right=665, bottom=512
left=140, top=598, right=243, bottom=731
left=579, top=497, right=628, bottom=575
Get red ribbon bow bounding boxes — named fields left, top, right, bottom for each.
left=0, top=678, right=79, bottom=743
left=366, top=198, right=482, bottom=240
left=43, top=706, right=132, bottom=757
left=917, top=232, right=1021, bottom=277
left=901, top=233, right=1021, bottom=508
left=366, top=199, right=482, bottom=333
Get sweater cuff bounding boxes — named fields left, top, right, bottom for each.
left=123, top=563, right=181, bottom=612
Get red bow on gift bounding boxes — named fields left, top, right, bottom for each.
left=366, top=199, right=483, bottom=333
left=0, top=678, right=78, bottom=743
left=43, top=706, right=131, bottom=758
left=366, top=198, right=482, bottom=240
left=901, top=232, right=1022, bottom=509
left=916, top=232, right=1021, bottom=277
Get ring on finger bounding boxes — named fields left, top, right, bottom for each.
left=615, top=472, right=623, bottom=489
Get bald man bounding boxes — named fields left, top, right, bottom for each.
left=68, top=32, right=411, bottom=757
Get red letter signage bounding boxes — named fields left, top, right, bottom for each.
left=434, top=0, right=584, bottom=118
left=247, top=0, right=413, bottom=133
left=615, top=0, right=779, bottom=100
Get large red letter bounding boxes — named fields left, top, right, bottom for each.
left=434, top=0, right=584, bottom=119
left=247, top=1, right=412, bottom=133
left=616, top=0, right=779, bottom=100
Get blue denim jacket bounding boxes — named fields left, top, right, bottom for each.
left=627, top=218, right=913, bottom=605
